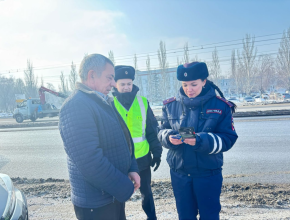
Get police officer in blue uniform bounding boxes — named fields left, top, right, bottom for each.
left=158, top=62, right=238, bottom=220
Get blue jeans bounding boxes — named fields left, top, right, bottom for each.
left=170, top=169, right=223, bottom=220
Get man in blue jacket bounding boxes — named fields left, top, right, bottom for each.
left=59, top=54, right=140, bottom=220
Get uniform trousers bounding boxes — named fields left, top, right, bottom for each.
left=170, top=169, right=223, bottom=220
left=139, top=167, right=157, bottom=220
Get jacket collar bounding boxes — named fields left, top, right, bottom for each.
left=176, top=87, right=216, bottom=108
left=75, top=82, right=113, bottom=104
left=112, top=85, right=139, bottom=110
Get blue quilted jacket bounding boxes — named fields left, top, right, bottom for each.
left=59, top=82, right=138, bottom=208
left=158, top=87, right=238, bottom=174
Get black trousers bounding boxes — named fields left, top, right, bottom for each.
left=74, top=200, right=126, bottom=220
left=139, top=167, right=157, bottom=220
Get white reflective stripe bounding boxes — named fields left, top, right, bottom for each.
left=133, top=136, right=146, bottom=143
left=208, top=133, right=217, bottom=154
left=215, top=135, right=223, bottom=154
left=137, top=96, right=146, bottom=136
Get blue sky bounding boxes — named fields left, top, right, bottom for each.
left=0, top=0, right=289, bottom=87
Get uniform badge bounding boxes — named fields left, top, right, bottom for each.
left=206, top=109, right=222, bottom=115
left=184, top=72, right=187, bottom=77
left=125, top=71, right=128, bottom=74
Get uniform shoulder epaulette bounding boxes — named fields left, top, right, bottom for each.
left=216, top=96, right=233, bottom=107
left=163, top=97, right=176, bottom=105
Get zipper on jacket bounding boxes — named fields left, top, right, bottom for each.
left=113, top=196, right=115, bottom=203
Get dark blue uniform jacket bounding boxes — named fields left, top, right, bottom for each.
left=158, top=87, right=238, bottom=174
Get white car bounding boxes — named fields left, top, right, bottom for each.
left=262, top=94, right=269, bottom=99
left=254, top=96, right=265, bottom=102
left=228, top=97, right=241, bottom=104
left=0, top=173, right=28, bottom=220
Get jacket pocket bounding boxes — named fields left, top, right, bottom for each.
left=167, top=148, right=184, bottom=170
left=198, top=114, right=219, bottom=132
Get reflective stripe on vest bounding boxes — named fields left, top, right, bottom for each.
left=114, top=96, right=150, bottom=159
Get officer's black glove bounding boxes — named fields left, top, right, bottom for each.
left=151, top=157, right=161, bottom=172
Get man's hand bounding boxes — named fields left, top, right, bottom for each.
left=128, top=172, right=140, bottom=193
left=183, top=138, right=196, bottom=146
left=169, top=135, right=183, bottom=145
left=151, top=157, right=161, bottom=172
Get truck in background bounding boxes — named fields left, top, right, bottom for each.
left=13, top=86, right=68, bottom=123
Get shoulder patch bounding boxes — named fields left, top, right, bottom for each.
left=216, top=96, right=233, bottom=107
left=163, top=97, right=176, bottom=105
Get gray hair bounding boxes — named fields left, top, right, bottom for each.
left=79, top=54, right=114, bottom=81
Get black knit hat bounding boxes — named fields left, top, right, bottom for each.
left=114, top=65, right=135, bottom=82
left=177, top=62, right=209, bottom=81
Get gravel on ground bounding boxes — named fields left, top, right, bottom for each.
left=12, top=178, right=290, bottom=220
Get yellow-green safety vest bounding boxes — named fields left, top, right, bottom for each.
left=114, top=96, right=150, bottom=159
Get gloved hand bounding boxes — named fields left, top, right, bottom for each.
left=151, top=157, right=161, bottom=172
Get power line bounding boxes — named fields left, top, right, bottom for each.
left=0, top=32, right=284, bottom=75
left=112, top=32, right=284, bottom=58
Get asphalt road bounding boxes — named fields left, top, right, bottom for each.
left=0, top=115, right=290, bottom=184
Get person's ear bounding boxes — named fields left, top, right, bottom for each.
left=88, top=70, right=95, bottom=79
left=203, top=79, right=207, bottom=87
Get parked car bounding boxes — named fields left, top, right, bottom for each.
left=262, top=94, right=269, bottom=99
left=283, top=93, right=290, bottom=101
left=275, top=93, right=284, bottom=100
left=228, top=97, right=240, bottom=104
left=243, top=96, right=255, bottom=103
left=0, top=173, right=28, bottom=220
left=254, top=96, right=265, bottom=102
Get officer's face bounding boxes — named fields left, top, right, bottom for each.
left=182, top=79, right=206, bottom=98
left=116, top=79, right=133, bottom=93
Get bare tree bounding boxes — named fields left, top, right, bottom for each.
left=41, top=76, right=44, bottom=87
left=69, top=61, right=78, bottom=91
left=59, top=71, right=68, bottom=94
left=146, top=55, right=152, bottom=100
left=46, top=83, right=56, bottom=91
left=14, top=78, right=26, bottom=95
left=0, top=76, right=16, bottom=112
left=133, top=54, right=143, bottom=96
left=183, top=42, right=190, bottom=63
left=177, top=57, right=183, bottom=66
left=108, top=50, right=115, bottom=66
left=209, top=47, right=221, bottom=86
left=257, top=54, right=275, bottom=95
left=174, top=57, right=182, bottom=92
left=191, top=55, right=200, bottom=62
left=277, top=27, right=290, bottom=91
left=237, top=34, right=258, bottom=95
left=24, top=59, right=38, bottom=98
left=231, top=49, right=241, bottom=96
left=158, top=41, right=169, bottom=99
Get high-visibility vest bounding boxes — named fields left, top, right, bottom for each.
left=114, top=96, right=150, bottom=159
